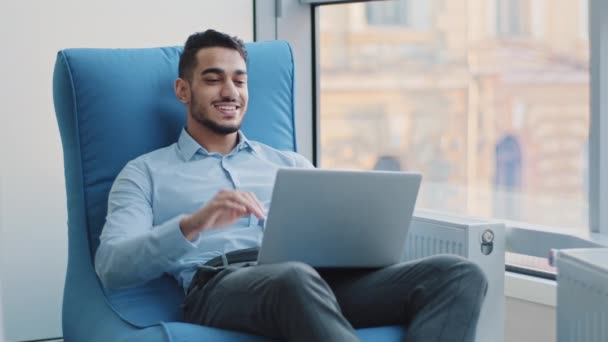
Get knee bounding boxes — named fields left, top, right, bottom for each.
left=271, top=262, right=323, bottom=294
left=450, top=257, right=488, bottom=295
left=461, top=259, right=488, bottom=292
left=421, top=254, right=466, bottom=267
left=423, top=255, right=488, bottom=291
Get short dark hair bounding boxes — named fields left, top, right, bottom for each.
left=178, top=29, right=247, bottom=81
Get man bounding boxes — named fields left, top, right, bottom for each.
left=95, top=29, right=488, bottom=342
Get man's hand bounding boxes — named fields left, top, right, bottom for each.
left=179, top=190, right=266, bottom=241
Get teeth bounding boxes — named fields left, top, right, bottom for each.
left=216, top=105, right=237, bottom=111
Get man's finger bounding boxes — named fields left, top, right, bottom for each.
left=243, top=192, right=266, bottom=219
left=232, top=191, right=264, bottom=220
left=214, top=190, right=265, bottom=220
left=220, top=199, right=247, bottom=214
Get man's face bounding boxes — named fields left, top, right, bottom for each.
left=185, top=47, right=248, bottom=135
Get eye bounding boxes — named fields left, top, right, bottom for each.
left=234, top=80, right=246, bottom=86
left=205, top=78, right=220, bottom=83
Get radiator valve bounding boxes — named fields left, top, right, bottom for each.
left=480, top=229, right=495, bottom=255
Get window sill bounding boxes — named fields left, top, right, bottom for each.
left=504, top=271, right=556, bottom=307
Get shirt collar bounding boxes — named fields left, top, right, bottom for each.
left=236, top=131, right=257, bottom=154
left=177, top=128, right=256, bottom=161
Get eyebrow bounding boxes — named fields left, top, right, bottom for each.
left=201, top=68, right=247, bottom=76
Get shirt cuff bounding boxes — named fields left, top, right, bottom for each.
left=153, top=215, right=200, bottom=262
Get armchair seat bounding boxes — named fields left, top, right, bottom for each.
left=163, top=323, right=406, bottom=342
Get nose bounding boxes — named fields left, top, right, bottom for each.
left=220, top=80, right=238, bottom=99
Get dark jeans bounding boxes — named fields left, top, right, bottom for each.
left=183, top=255, right=488, bottom=342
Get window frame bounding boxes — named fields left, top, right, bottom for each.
left=589, top=0, right=608, bottom=236
left=255, top=0, right=608, bottom=256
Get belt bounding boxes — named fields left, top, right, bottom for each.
left=203, top=247, right=260, bottom=268
left=187, top=248, right=261, bottom=295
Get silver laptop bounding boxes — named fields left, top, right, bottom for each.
left=257, top=169, right=422, bottom=268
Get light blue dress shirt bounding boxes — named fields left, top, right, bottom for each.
left=95, top=128, right=313, bottom=291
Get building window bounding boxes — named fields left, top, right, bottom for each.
left=366, top=0, right=429, bottom=30
left=494, top=135, right=523, bottom=219
left=496, top=0, right=528, bottom=36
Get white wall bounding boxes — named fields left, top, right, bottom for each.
left=505, top=297, right=556, bottom=342
left=0, top=1, right=253, bottom=340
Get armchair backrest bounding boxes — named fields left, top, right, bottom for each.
left=53, top=41, right=297, bottom=328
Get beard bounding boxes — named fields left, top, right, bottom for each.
left=195, top=114, right=241, bottom=135
left=190, top=96, right=242, bottom=135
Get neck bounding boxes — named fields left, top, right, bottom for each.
left=186, top=118, right=239, bottom=155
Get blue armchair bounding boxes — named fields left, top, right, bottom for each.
left=53, top=41, right=407, bottom=341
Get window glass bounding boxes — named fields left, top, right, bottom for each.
left=318, top=0, right=590, bottom=233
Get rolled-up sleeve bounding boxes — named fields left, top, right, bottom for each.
left=94, top=159, right=198, bottom=289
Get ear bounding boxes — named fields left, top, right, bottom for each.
left=174, top=78, right=191, bottom=104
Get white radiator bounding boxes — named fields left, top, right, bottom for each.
left=407, top=211, right=506, bottom=342
left=556, top=249, right=608, bottom=342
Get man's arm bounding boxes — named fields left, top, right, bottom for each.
left=95, top=159, right=266, bottom=289
left=94, top=160, right=199, bottom=289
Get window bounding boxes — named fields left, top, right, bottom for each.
left=318, top=0, right=589, bottom=234
left=259, top=0, right=606, bottom=277
left=312, top=0, right=594, bottom=277
left=317, top=0, right=590, bottom=238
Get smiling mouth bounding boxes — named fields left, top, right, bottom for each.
left=214, top=104, right=240, bottom=116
